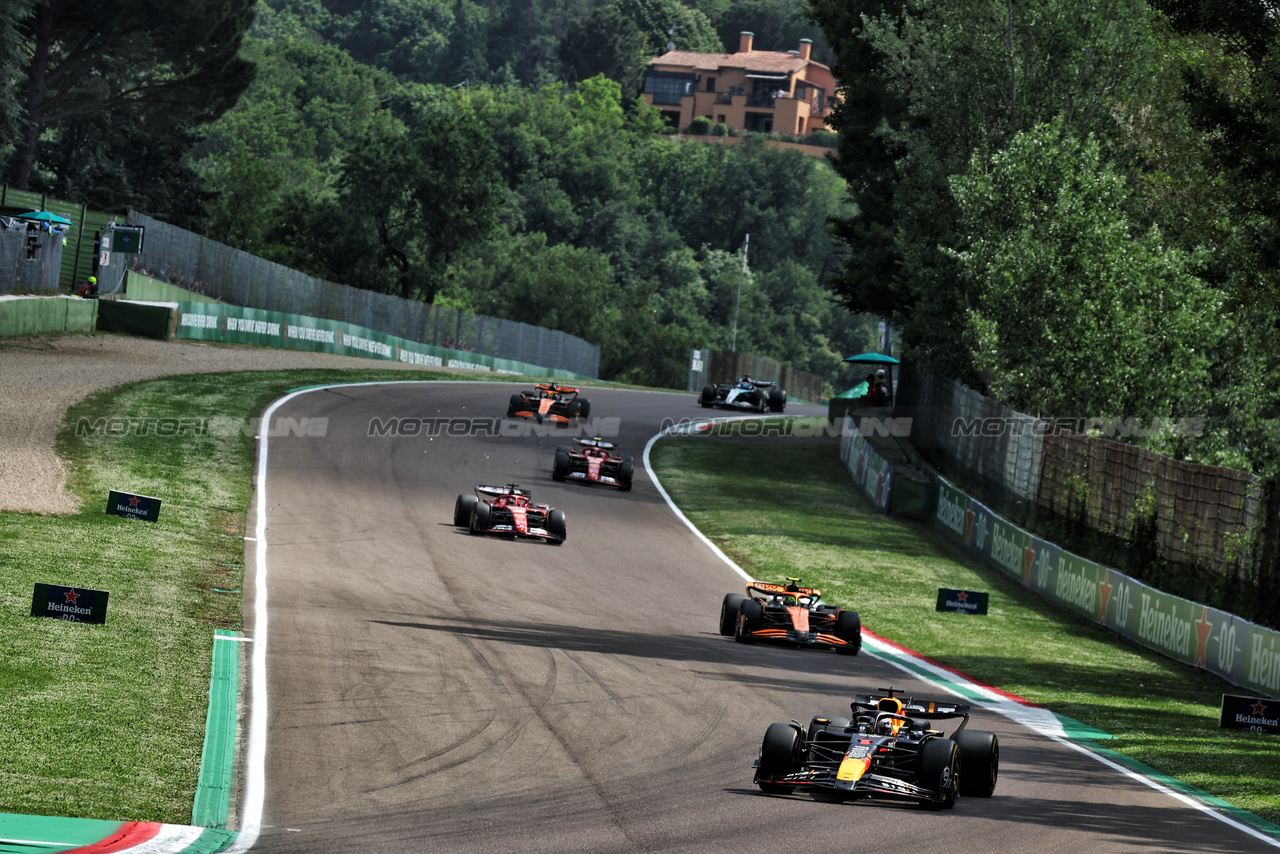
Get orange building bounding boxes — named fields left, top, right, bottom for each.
left=642, top=32, right=838, bottom=136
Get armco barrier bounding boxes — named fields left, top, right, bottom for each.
left=932, top=474, right=1280, bottom=700
left=97, top=299, right=175, bottom=339
left=839, top=410, right=1280, bottom=700
left=173, top=302, right=594, bottom=380
left=839, top=417, right=936, bottom=520
left=0, top=294, right=97, bottom=335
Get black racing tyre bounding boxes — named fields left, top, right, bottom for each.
left=757, top=722, right=801, bottom=794
left=453, top=494, right=478, bottom=527
left=578, top=399, right=591, bottom=419
left=617, top=459, right=633, bottom=491
left=552, top=450, right=571, bottom=481
left=835, top=609, right=862, bottom=655
left=719, top=593, right=746, bottom=636
left=547, top=508, right=567, bottom=544
left=918, top=738, right=959, bottom=809
left=751, top=390, right=766, bottom=410
left=955, top=730, right=999, bottom=797
left=556, top=444, right=573, bottom=455
left=699, top=384, right=716, bottom=408
left=566, top=400, right=583, bottom=418
left=735, top=598, right=763, bottom=643
left=768, top=389, right=787, bottom=412
left=469, top=501, right=491, bottom=536
left=507, top=393, right=523, bottom=417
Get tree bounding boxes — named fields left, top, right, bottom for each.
left=948, top=119, right=1225, bottom=425
left=6, top=0, right=257, bottom=190
left=559, top=5, right=647, bottom=93
left=614, top=0, right=723, bottom=56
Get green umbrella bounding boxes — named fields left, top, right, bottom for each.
left=842, top=352, right=899, bottom=364
left=16, top=210, right=72, bottom=225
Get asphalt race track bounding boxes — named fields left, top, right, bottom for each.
left=233, top=382, right=1277, bottom=853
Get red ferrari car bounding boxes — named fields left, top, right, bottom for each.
left=552, top=438, right=633, bottom=491
left=453, top=484, right=566, bottom=544
left=506, top=383, right=591, bottom=424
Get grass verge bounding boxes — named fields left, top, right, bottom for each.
left=649, top=427, right=1280, bottom=825
left=0, top=367, right=565, bottom=823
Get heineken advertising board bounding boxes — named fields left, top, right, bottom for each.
left=31, top=583, right=109, bottom=625
left=936, top=588, right=989, bottom=615
left=1219, top=694, right=1280, bottom=734
left=931, top=474, right=1280, bottom=700
left=107, top=489, right=161, bottom=522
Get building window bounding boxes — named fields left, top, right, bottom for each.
left=706, top=76, right=716, bottom=92
left=717, top=114, right=726, bottom=124
left=645, top=76, right=691, bottom=106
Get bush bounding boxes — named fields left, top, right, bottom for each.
left=686, top=116, right=712, bottom=135
left=802, top=129, right=838, bottom=148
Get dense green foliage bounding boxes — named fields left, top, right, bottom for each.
left=811, top=0, right=1280, bottom=473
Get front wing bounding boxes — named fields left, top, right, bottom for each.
left=753, top=763, right=947, bottom=804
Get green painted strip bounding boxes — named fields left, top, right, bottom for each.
left=0, top=814, right=120, bottom=853
left=192, top=630, right=239, bottom=828
left=182, top=827, right=239, bottom=853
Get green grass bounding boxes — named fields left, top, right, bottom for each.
left=650, top=428, right=1280, bottom=826
left=0, top=366, right=572, bottom=823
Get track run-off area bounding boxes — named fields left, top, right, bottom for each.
left=13, top=380, right=1277, bottom=853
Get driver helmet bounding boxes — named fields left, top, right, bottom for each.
left=876, top=718, right=895, bottom=735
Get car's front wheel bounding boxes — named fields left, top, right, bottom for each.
left=546, top=508, right=567, bottom=544
left=918, top=738, right=959, bottom=809
left=453, top=494, right=477, bottom=527
left=835, top=609, right=862, bottom=655
left=719, top=593, right=745, bottom=636
left=469, top=501, right=491, bottom=536
left=735, top=598, right=763, bottom=643
left=756, top=722, right=801, bottom=794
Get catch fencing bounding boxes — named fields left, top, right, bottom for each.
left=121, top=213, right=600, bottom=377
left=894, top=359, right=1275, bottom=628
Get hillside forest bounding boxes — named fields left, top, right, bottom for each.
left=3, top=0, right=1279, bottom=475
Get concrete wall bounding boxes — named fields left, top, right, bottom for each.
left=0, top=295, right=97, bottom=336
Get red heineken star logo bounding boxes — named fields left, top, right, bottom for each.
left=957, top=591, right=968, bottom=602
left=1194, top=607, right=1214, bottom=668
left=1252, top=700, right=1268, bottom=716
left=63, top=589, right=80, bottom=604
left=128, top=496, right=140, bottom=507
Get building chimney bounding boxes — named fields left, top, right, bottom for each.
left=739, top=31, right=754, bottom=53
left=799, top=38, right=812, bottom=61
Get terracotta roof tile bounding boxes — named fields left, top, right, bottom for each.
left=649, top=49, right=825, bottom=75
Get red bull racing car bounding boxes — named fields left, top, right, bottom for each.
left=506, top=383, right=591, bottom=424
left=752, top=687, right=1000, bottom=808
left=552, top=438, right=633, bottom=491
left=453, top=484, right=566, bottom=544
left=719, top=579, right=860, bottom=654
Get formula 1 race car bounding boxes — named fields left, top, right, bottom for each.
left=553, top=438, right=633, bottom=491
left=453, top=484, right=566, bottom=544
left=507, top=383, right=591, bottom=424
left=751, top=687, right=1000, bottom=808
left=719, top=578, right=860, bottom=655
left=699, top=376, right=786, bottom=412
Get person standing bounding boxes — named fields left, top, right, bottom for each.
left=77, top=275, right=98, bottom=298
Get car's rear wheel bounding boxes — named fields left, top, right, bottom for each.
left=735, top=598, right=763, bottom=643
left=719, top=594, right=745, bottom=636
left=835, top=609, right=862, bottom=655
left=552, top=450, right=571, bottom=481
left=546, top=508, right=567, bottom=544
left=955, top=730, right=998, bottom=797
left=918, top=738, right=959, bottom=809
left=578, top=399, right=591, bottom=419
left=469, top=501, right=491, bottom=536
left=757, top=722, right=800, bottom=794
left=453, top=494, right=477, bottom=527
left=700, top=384, right=716, bottom=408
left=617, top=459, right=633, bottom=491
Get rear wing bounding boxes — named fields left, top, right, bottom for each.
left=475, top=484, right=531, bottom=498
left=535, top=382, right=579, bottom=394
left=748, top=580, right=821, bottom=598
left=851, top=691, right=971, bottom=720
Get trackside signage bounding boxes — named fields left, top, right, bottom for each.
left=936, top=588, right=989, bottom=615
left=106, top=489, right=161, bottom=522
left=839, top=426, right=895, bottom=514
left=31, top=583, right=109, bottom=625
left=172, top=302, right=592, bottom=380
left=929, top=474, right=1280, bottom=700
left=1219, top=694, right=1280, bottom=734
